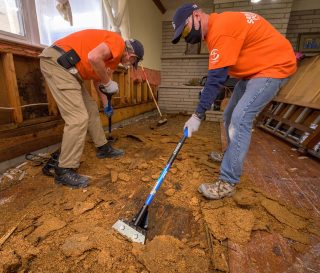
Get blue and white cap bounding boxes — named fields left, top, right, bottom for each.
left=172, top=3, right=200, bottom=44
left=125, top=39, right=144, bottom=69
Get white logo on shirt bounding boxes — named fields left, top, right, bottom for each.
left=241, top=12, right=259, bottom=24
left=210, top=49, right=220, bottom=64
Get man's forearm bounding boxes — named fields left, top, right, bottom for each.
left=94, top=81, right=108, bottom=107
left=90, top=60, right=110, bottom=84
left=196, top=67, right=229, bottom=114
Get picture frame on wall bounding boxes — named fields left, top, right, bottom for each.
left=298, top=33, right=320, bottom=53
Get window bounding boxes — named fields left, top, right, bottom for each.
left=0, top=0, right=117, bottom=46
left=35, top=0, right=105, bottom=45
left=0, top=0, right=25, bottom=36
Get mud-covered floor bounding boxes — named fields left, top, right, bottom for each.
left=0, top=115, right=319, bottom=273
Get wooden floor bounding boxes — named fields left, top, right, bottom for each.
left=222, top=126, right=320, bottom=273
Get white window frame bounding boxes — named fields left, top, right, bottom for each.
left=0, top=0, right=43, bottom=47
left=0, top=0, right=110, bottom=48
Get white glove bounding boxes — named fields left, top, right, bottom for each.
left=99, top=80, right=119, bottom=95
left=184, top=114, right=201, bottom=137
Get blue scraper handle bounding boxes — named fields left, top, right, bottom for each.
left=145, top=127, right=188, bottom=206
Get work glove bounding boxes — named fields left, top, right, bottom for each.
left=104, top=105, right=113, bottom=118
left=184, top=114, right=201, bottom=137
left=99, top=80, right=119, bottom=95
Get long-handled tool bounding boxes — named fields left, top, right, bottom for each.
left=106, top=93, right=116, bottom=142
left=141, top=65, right=167, bottom=126
left=112, top=128, right=188, bottom=244
left=99, top=83, right=117, bottom=142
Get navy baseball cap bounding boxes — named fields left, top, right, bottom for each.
left=125, top=39, right=144, bottom=69
left=172, top=3, right=200, bottom=44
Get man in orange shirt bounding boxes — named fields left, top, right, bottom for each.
left=40, top=29, right=144, bottom=188
left=172, top=4, right=296, bottom=199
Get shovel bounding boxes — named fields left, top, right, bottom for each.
left=112, top=128, right=188, bottom=244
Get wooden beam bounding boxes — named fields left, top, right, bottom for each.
left=100, top=101, right=156, bottom=126
left=152, top=0, right=166, bottom=14
left=142, top=82, right=148, bottom=102
left=1, top=53, right=23, bottom=123
left=136, top=82, right=142, bottom=103
left=0, top=118, right=63, bottom=138
left=0, top=40, right=42, bottom=57
left=125, top=70, right=131, bottom=104
left=0, top=128, right=63, bottom=162
left=119, top=72, right=125, bottom=104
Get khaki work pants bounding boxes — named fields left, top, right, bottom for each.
left=40, top=47, right=107, bottom=168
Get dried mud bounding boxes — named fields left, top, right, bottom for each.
left=0, top=115, right=318, bottom=273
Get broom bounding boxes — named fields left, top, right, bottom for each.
left=141, top=65, right=167, bottom=125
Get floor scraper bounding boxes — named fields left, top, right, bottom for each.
left=106, top=93, right=116, bottom=142
left=112, top=128, right=188, bottom=244
left=100, top=86, right=116, bottom=143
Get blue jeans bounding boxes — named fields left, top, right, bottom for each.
left=220, top=78, right=288, bottom=184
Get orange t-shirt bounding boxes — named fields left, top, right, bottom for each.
left=205, top=12, right=297, bottom=79
left=54, top=29, right=125, bottom=81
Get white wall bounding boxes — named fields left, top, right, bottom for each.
left=128, top=0, right=162, bottom=70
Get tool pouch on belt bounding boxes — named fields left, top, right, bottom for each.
left=57, top=49, right=80, bottom=69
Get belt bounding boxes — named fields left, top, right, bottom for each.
left=52, top=44, right=66, bottom=55
left=51, top=45, right=82, bottom=82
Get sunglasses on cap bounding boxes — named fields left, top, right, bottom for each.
left=182, top=25, right=191, bottom=38
left=181, top=16, right=192, bottom=38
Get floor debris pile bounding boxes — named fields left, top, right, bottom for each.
left=0, top=115, right=319, bottom=273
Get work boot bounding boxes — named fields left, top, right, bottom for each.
left=96, top=143, right=124, bottom=159
left=209, top=151, right=224, bottom=163
left=42, top=150, right=60, bottom=177
left=198, top=179, right=236, bottom=200
left=55, top=167, right=89, bottom=188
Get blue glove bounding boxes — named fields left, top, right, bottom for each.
left=104, top=105, right=113, bottom=117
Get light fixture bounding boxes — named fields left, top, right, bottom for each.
left=251, top=0, right=262, bottom=3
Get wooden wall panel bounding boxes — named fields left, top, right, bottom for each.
left=136, top=82, right=142, bottom=103
left=13, top=55, right=49, bottom=120
left=119, top=72, right=125, bottom=104
left=0, top=54, right=12, bottom=125
left=125, top=70, right=131, bottom=104
left=275, top=56, right=320, bottom=109
left=142, top=82, right=148, bottom=102
left=1, top=53, right=23, bottom=123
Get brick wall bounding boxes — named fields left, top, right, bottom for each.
left=287, top=9, right=320, bottom=51
left=159, top=86, right=200, bottom=114
left=214, top=0, right=294, bottom=35
left=158, top=21, right=208, bottom=114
